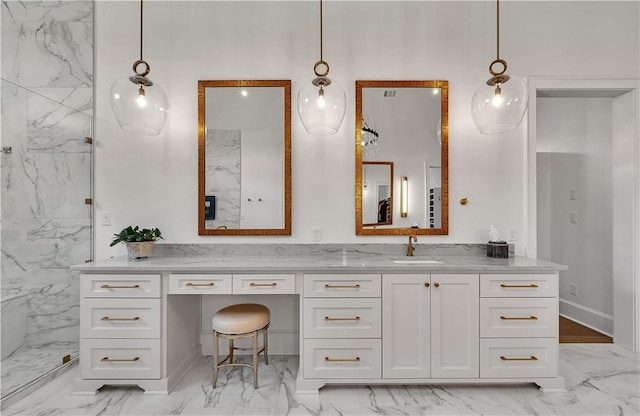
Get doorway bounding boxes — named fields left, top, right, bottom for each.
left=526, top=79, right=639, bottom=353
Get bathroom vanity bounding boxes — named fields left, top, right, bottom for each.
left=71, top=250, right=567, bottom=395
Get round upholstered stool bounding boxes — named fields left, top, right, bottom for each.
left=211, top=303, right=270, bottom=389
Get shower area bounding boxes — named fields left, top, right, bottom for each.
left=1, top=0, right=93, bottom=405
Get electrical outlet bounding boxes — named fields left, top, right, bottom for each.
left=507, top=227, right=518, bottom=241
left=312, top=227, right=322, bottom=242
left=100, top=211, right=111, bottom=226
left=569, top=212, right=577, bottom=223
left=569, top=283, right=577, bottom=296
left=569, top=189, right=577, bottom=200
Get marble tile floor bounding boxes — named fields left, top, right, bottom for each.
left=1, top=343, right=77, bottom=400
left=3, top=344, right=638, bottom=416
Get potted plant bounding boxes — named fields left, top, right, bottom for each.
left=110, top=226, right=163, bottom=260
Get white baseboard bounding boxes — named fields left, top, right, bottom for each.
left=559, top=298, right=613, bottom=337
left=200, top=329, right=299, bottom=355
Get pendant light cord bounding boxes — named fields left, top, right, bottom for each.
left=495, top=0, right=500, bottom=60
left=319, top=0, right=323, bottom=62
left=139, top=0, right=144, bottom=61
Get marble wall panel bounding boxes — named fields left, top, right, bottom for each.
left=1, top=152, right=91, bottom=219
left=1, top=219, right=91, bottom=285
left=205, top=129, right=241, bottom=229
left=1, top=1, right=93, bottom=88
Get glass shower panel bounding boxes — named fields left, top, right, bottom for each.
left=1, top=79, right=92, bottom=401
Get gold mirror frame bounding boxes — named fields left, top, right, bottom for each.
left=355, top=80, right=449, bottom=235
left=198, top=80, right=292, bottom=235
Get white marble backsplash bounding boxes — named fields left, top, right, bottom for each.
left=155, top=243, right=492, bottom=257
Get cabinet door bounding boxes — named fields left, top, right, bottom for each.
left=382, top=274, right=430, bottom=378
left=431, top=274, right=479, bottom=378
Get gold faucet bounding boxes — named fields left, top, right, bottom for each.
left=407, top=235, right=417, bottom=256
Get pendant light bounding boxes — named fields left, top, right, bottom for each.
left=109, top=0, right=168, bottom=136
left=297, top=0, right=346, bottom=136
left=471, top=0, right=527, bottom=135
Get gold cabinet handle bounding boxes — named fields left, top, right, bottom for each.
left=434, top=282, right=440, bottom=288
left=186, top=282, right=215, bottom=287
left=325, top=284, right=361, bottom=289
left=324, top=357, right=360, bottom=362
left=250, top=282, right=277, bottom=287
left=100, top=316, right=140, bottom=321
left=100, top=284, right=140, bottom=289
left=500, top=315, right=538, bottom=320
left=500, top=355, right=538, bottom=361
left=101, top=356, right=140, bottom=362
left=325, top=316, right=360, bottom=321
left=500, top=284, right=539, bottom=288
left=424, top=282, right=430, bottom=287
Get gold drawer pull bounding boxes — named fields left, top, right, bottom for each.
left=101, top=316, right=140, bottom=321
left=324, top=357, right=360, bottom=362
left=500, top=355, right=538, bottom=361
left=325, top=284, right=361, bottom=289
left=325, top=316, right=360, bottom=321
left=186, top=282, right=215, bottom=287
left=434, top=282, right=440, bottom=288
left=250, top=282, right=277, bottom=287
left=500, top=315, right=538, bottom=320
left=100, top=284, right=140, bottom=289
left=101, top=356, right=140, bottom=362
left=500, top=284, right=539, bottom=288
left=424, top=282, right=430, bottom=287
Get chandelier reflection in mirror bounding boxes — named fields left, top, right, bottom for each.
left=109, top=0, right=168, bottom=136
left=297, top=0, right=346, bottom=135
left=471, top=0, right=527, bottom=135
left=361, top=118, right=380, bottom=157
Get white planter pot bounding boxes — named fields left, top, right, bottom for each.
left=126, top=241, right=155, bottom=260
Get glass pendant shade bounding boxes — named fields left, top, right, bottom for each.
left=110, top=76, right=168, bottom=136
left=471, top=76, right=527, bottom=135
left=297, top=77, right=346, bottom=136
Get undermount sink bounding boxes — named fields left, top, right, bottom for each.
left=392, top=259, right=443, bottom=264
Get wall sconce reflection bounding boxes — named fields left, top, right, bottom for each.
left=401, top=176, right=408, bottom=217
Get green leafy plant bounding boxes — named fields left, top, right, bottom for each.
left=110, top=226, right=163, bottom=247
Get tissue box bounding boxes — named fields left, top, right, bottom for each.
left=487, top=241, right=509, bottom=258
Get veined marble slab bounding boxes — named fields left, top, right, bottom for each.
left=73, top=245, right=566, bottom=273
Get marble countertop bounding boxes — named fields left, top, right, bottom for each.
left=72, top=251, right=567, bottom=273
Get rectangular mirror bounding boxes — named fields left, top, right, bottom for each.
left=356, top=80, right=448, bottom=235
left=198, top=80, right=291, bottom=235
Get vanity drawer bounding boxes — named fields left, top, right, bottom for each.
left=480, top=274, right=558, bottom=298
left=81, top=298, right=161, bottom=339
left=303, top=339, right=381, bottom=379
left=480, top=298, right=558, bottom=338
left=81, top=274, right=161, bottom=298
left=169, top=274, right=232, bottom=294
left=80, top=338, right=161, bottom=380
left=304, top=274, right=381, bottom=298
left=304, top=298, right=381, bottom=339
left=233, top=274, right=296, bottom=294
left=480, top=338, right=558, bottom=378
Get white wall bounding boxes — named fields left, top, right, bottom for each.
left=93, top=1, right=639, bottom=260
left=537, top=97, right=614, bottom=334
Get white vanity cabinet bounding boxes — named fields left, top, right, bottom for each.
left=382, top=273, right=479, bottom=379
left=302, top=274, right=382, bottom=379
left=479, top=273, right=559, bottom=379
left=78, top=274, right=162, bottom=384
left=72, top=255, right=565, bottom=395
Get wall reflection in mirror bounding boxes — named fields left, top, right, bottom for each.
left=198, top=80, right=291, bottom=235
left=356, top=80, right=448, bottom=235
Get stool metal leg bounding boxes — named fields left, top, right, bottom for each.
left=263, top=327, right=269, bottom=365
left=229, top=339, right=234, bottom=364
left=252, top=331, right=258, bottom=389
left=213, top=331, right=219, bottom=387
